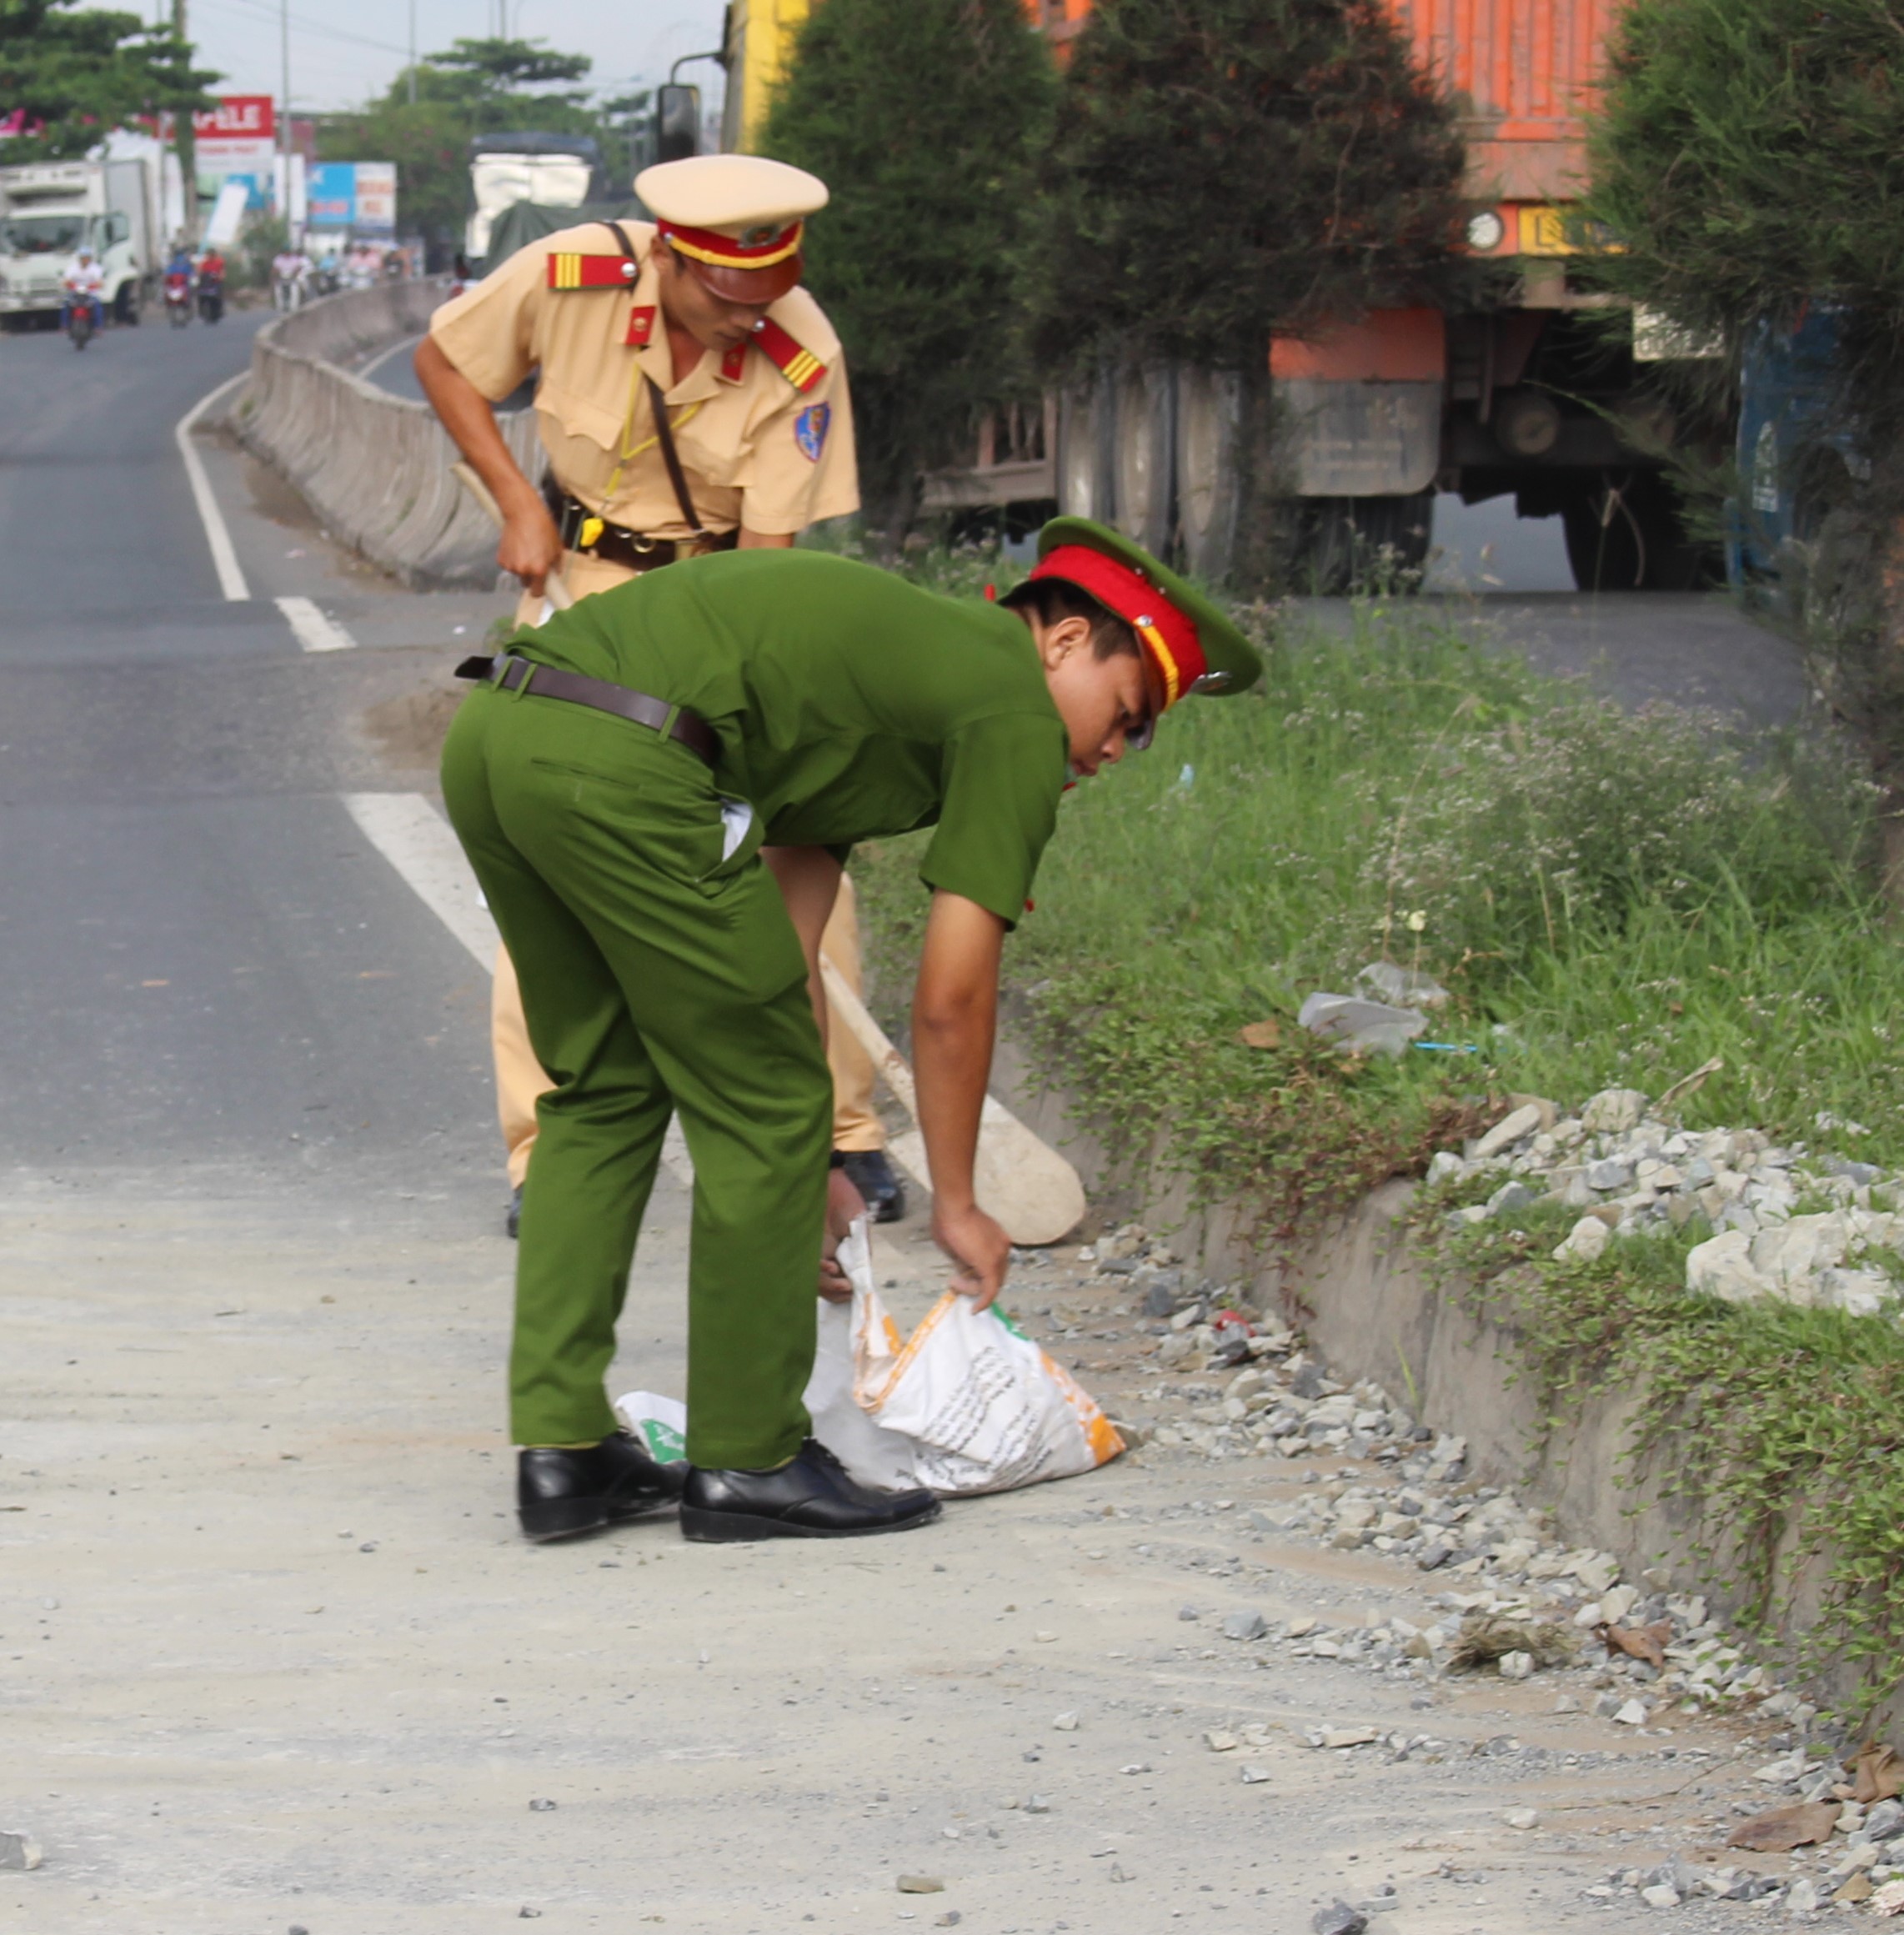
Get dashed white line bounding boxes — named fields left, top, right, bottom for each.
left=341, top=790, right=694, bottom=1187
left=276, top=594, right=357, bottom=653
left=175, top=370, right=252, bottom=602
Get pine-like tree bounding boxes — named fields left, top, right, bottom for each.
left=761, top=0, right=1056, bottom=532
left=1026, top=0, right=1467, bottom=373
left=0, top=0, right=218, bottom=162
left=1585, top=0, right=1904, bottom=795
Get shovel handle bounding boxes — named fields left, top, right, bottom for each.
left=451, top=460, right=574, bottom=612
left=819, top=957, right=919, bottom=1121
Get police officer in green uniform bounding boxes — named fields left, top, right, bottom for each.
left=442, top=518, right=1260, bottom=1542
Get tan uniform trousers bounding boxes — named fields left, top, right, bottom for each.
left=494, top=552, right=883, bottom=1191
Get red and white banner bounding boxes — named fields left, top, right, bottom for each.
left=194, top=95, right=276, bottom=180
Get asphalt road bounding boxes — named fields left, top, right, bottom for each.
left=1, top=301, right=1813, bottom=1933
left=0, top=308, right=502, bottom=1181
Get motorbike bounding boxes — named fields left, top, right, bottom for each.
left=163, top=272, right=192, bottom=328
left=197, top=276, right=223, bottom=324
left=65, top=298, right=97, bottom=351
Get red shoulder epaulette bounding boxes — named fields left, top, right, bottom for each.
left=750, top=316, right=826, bottom=393
left=546, top=251, right=640, bottom=291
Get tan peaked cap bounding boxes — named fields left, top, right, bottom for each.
left=635, top=155, right=829, bottom=235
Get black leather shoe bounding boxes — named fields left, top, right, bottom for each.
left=518, top=1432, right=685, bottom=1543
left=505, top=1185, right=524, bottom=1240
left=839, top=1149, right=906, bottom=1224
left=680, top=1439, right=940, bottom=1541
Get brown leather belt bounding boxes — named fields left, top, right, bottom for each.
left=454, top=653, right=719, bottom=769
left=540, top=479, right=739, bottom=574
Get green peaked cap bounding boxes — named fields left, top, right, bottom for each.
left=1031, top=516, right=1261, bottom=700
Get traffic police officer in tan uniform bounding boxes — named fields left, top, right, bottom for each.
left=416, top=154, right=904, bottom=1232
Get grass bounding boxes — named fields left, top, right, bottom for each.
left=849, top=559, right=1904, bottom=1717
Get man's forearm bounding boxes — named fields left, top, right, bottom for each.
left=413, top=334, right=539, bottom=514
left=911, top=997, right=993, bottom=1212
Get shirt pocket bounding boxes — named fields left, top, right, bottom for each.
left=534, top=376, right=625, bottom=454
left=672, top=410, right=744, bottom=489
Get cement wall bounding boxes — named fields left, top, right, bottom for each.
left=231, top=279, right=540, bottom=588
left=990, top=1033, right=1885, bottom=1729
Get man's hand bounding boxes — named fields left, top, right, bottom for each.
left=413, top=333, right=560, bottom=594
left=818, top=1165, right=866, bottom=1303
left=497, top=497, right=565, bottom=596
left=934, top=1200, right=1011, bottom=1311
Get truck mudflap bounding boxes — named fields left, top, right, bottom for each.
left=1270, top=378, right=1443, bottom=497
left=1269, top=308, right=1446, bottom=499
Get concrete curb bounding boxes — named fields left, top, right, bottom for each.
left=231, top=279, right=541, bottom=589
left=987, top=1030, right=1891, bottom=1731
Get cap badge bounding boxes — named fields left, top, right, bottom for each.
left=739, top=223, right=779, bottom=247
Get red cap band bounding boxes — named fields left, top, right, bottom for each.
left=656, top=217, right=804, bottom=272
left=1029, top=545, right=1206, bottom=707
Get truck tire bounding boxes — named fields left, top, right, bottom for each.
left=1109, top=362, right=1174, bottom=554
left=114, top=281, right=139, bottom=326
left=1055, top=370, right=1115, bottom=524
left=1174, top=364, right=1244, bottom=581
left=1294, top=492, right=1433, bottom=594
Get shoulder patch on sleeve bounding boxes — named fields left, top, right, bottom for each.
left=794, top=401, right=832, bottom=462
left=546, top=252, right=641, bottom=291
left=751, top=315, right=827, bottom=393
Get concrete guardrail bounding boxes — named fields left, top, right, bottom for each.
left=231, top=278, right=539, bottom=589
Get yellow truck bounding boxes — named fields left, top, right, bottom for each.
left=719, top=0, right=812, bottom=154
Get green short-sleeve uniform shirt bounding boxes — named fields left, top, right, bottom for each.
left=510, top=550, right=1069, bottom=927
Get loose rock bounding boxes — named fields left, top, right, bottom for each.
left=1311, top=1902, right=1369, bottom=1935
left=0, top=1831, right=41, bottom=1872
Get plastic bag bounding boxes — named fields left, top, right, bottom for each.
left=614, top=1389, right=687, bottom=1466
left=817, top=1221, right=1124, bottom=1496
left=616, top=1221, right=1124, bottom=1496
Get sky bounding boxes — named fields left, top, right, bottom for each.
left=109, top=0, right=730, bottom=121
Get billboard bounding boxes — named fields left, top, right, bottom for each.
left=305, top=162, right=355, bottom=229
left=303, top=161, right=397, bottom=237
left=193, top=95, right=276, bottom=184
left=353, top=162, right=396, bottom=236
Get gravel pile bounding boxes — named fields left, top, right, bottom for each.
left=1431, top=1086, right=1904, bottom=1318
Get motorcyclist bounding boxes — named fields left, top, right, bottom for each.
left=61, top=248, right=106, bottom=332
left=163, top=243, right=193, bottom=321
left=197, top=247, right=227, bottom=322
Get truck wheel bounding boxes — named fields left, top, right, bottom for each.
left=1295, top=493, right=1432, bottom=594
left=115, top=283, right=140, bottom=326
left=1174, top=364, right=1243, bottom=581
left=1109, top=363, right=1174, bottom=554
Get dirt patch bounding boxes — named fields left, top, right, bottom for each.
left=360, top=682, right=463, bottom=772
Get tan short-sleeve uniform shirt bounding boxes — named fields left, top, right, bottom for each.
left=429, top=218, right=860, bottom=544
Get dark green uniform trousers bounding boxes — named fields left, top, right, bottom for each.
left=439, top=681, right=831, bottom=1469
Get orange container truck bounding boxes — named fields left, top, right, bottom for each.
left=724, top=0, right=1704, bottom=585
left=1035, top=0, right=1711, bottom=589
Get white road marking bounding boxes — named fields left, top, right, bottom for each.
left=357, top=330, right=424, bottom=381
left=342, top=792, right=496, bottom=967
left=341, top=790, right=694, bottom=1189
left=276, top=594, right=357, bottom=653
left=174, top=370, right=251, bottom=602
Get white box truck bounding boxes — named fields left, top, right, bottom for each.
left=465, top=133, right=604, bottom=264
left=0, top=158, right=160, bottom=328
